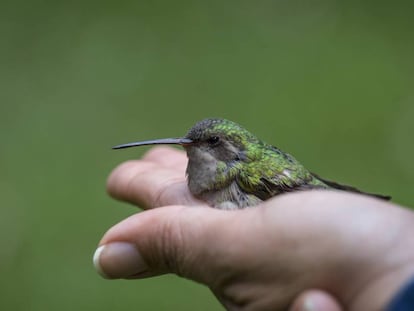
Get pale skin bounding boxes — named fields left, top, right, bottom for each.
left=95, top=147, right=414, bottom=311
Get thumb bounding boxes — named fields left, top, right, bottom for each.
left=93, top=205, right=230, bottom=282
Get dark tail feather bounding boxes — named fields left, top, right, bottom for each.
left=311, top=173, right=391, bottom=201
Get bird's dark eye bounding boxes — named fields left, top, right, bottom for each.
left=207, top=136, right=220, bottom=146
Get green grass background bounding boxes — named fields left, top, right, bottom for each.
left=1, top=1, right=413, bottom=310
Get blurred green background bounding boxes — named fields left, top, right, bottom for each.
left=1, top=0, right=414, bottom=310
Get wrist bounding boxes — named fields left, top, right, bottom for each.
left=351, top=261, right=414, bottom=311
left=349, top=207, right=414, bottom=311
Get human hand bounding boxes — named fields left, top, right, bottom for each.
left=95, top=147, right=414, bottom=311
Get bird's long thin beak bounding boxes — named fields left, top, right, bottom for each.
left=112, top=137, right=193, bottom=149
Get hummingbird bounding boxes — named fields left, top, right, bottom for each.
left=113, top=118, right=390, bottom=209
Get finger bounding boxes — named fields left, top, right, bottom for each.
left=142, top=146, right=188, bottom=169
left=107, top=149, right=202, bottom=208
left=289, top=290, right=343, bottom=311
left=93, top=205, right=231, bottom=282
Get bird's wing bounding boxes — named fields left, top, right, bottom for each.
left=234, top=144, right=331, bottom=200
left=255, top=172, right=322, bottom=200
left=236, top=159, right=325, bottom=201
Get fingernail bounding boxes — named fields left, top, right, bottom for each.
left=302, top=297, right=317, bottom=311
left=93, top=245, right=108, bottom=278
left=93, top=242, right=148, bottom=279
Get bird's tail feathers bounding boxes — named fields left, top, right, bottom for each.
left=311, top=173, right=391, bottom=201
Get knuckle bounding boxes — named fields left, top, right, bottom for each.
left=151, top=177, right=187, bottom=207
left=156, top=212, right=188, bottom=275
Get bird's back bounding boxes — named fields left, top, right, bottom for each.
left=237, top=143, right=390, bottom=202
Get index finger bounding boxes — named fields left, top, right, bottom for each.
left=142, top=146, right=188, bottom=168
left=107, top=146, right=204, bottom=209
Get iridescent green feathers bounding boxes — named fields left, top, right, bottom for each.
left=184, top=118, right=328, bottom=202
